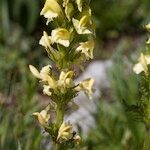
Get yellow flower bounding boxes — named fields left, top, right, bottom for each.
left=58, top=71, right=74, bottom=88
left=33, top=105, right=50, bottom=126
left=65, top=3, right=74, bottom=21
left=39, top=31, right=52, bottom=49
left=51, top=28, right=71, bottom=47
left=57, top=122, right=73, bottom=142
left=72, top=15, right=92, bottom=34
left=133, top=53, right=150, bottom=74
left=40, top=0, right=63, bottom=25
left=76, top=0, right=82, bottom=12
left=76, top=78, right=94, bottom=99
left=76, top=40, right=95, bottom=60
left=29, top=65, right=56, bottom=88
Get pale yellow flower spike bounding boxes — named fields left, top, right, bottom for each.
left=40, top=0, right=63, bottom=25
left=51, top=28, right=71, bottom=47
left=133, top=53, right=150, bottom=74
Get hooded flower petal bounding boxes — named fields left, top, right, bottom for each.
left=39, top=31, right=52, bottom=49
left=72, top=16, right=92, bottom=34
left=29, top=65, right=41, bottom=79
left=76, top=0, right=82, bottom=12
left=51, top=28, right=71, bottom=47
left=58, top=71, right=74, bottom=87
left=76, top=40, right=95, bottom=59
left=40, top=0, right=63, bottom=25
left=65, top=3, right=74, bottom=21
left=76, top=78, right=94, bottom=99
left=133, top=53, right=150, bottom=74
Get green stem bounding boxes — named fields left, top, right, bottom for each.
left=143, top=125, right=150, bottom=150
left=52, top=104, right=64, bottom=150
left=56, top=104, right=64, bottom=128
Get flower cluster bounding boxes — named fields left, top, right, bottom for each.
left=29, top=0, right=95, bottom=148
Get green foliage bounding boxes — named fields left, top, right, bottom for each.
left=82, top=40, right=145, bottom=150
left=91, top=0, right=150, bottom=39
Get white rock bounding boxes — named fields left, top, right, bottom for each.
left=65, top=60, right=112, bottom=136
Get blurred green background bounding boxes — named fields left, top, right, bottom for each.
left=0, top=0, right=150, bottom=149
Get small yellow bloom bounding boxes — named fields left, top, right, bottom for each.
left=33, top=105, right=50, bottom=126
left=76, top=78, right=94, bottom=99
left=51, top=28, right=71, bottom=47
left=39, top=31, right=52, bottom=49
left=58, top=71, right=74, bottom=88
left=29, top=65, right=51, bottom=80
left=133, top=53, right=150, bottom=74
left=65, top=3, right=74, bottom=21
left=76, top=40, right=95, bottom=60
left=29, top=65, right=56, bottom=88
left=57, top=122, right=73, bottom=142
left=40, top=0, right=63, bottom=25
left=72, top=15, right=92, bottom=34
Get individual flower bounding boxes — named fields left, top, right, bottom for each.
left=40, top=0, right=63, bottom=25
left=57, top=122, right=73, bottom=142
left=29, top=65, right=56, bottom=88
left=39, top=31, right=52, bottom=49
left=65, top=3, right=74, bottom=21
left=33, top=105, right=51, bottom=126
left=51, top=28, right=71, bottom=47
left=72, top=15, right=92, bottom=34
left=133, top=53, right=150, bottom=74
left=76, top=78, right=94, bottom=99
left=76, top=40, right=95, bottom=59
left=58, top=71, right=74, bottom=88
left=76, top=0, right=82, bottom=12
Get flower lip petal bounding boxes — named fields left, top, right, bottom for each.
left=29, top=65, right=41, bottom=79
